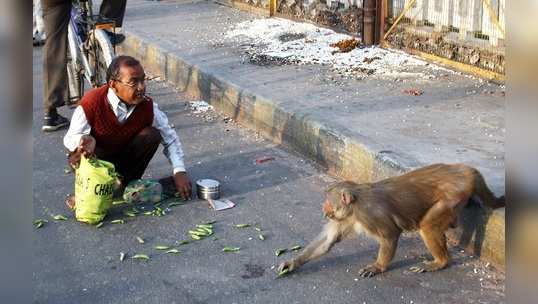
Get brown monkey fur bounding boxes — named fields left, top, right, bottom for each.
left=278, top=163, right=504, bottom=277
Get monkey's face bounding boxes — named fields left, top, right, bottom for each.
left=322, top=196, right=353, bottom=221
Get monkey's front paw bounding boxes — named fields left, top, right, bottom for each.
left=278, top=260, right=296, bottom=273
left=409, top=261, right=446, bottom=273
left=408, top=266, right=426, bottom=273
left=358, top=265, right=381, bottom=278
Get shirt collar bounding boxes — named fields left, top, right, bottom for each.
left=107, top=88, right=122, bottom=109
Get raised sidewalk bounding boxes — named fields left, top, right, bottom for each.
left=119, top=0, right=505, bottom=268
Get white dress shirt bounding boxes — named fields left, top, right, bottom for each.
left=64, top=88, right=186, bottom=174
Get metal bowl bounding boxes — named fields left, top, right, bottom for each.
left=196, top=179, right=221, bottom=200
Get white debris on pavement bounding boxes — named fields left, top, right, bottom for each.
left=226, top=18, right=451, bottom=79
left=189, top=101, right=214, bottom=113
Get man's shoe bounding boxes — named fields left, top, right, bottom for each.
left=42, top=113, right=70, bottom=132
left=105, top=31, right=125, bottom=45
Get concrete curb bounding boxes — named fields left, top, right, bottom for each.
left=118, top=32, right=505, bottom=270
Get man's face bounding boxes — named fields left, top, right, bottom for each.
left=109, top=64, right=146, bottom=105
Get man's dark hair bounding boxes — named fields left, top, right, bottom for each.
left=106, top=55, right=141, bottom=82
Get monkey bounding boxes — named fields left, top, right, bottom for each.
left=278, top=163, right=504, bottom=278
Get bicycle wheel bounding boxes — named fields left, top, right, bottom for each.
left=88, top=29, right=114, bottom=87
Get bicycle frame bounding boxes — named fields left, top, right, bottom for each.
left=67, top=2, right=94, bottom=85
left=67, top=0, right=115, bottom=88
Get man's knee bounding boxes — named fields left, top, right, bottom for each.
left=136, top=127, right=161, bottom=146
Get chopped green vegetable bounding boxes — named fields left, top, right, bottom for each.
left=119, top=252, right=126, bottom=262
left=33, top=219, right=48, bottom=229
left=258, top=234, right=265, bottom=241
left=131, top=254, right=150, bottom=260
left=52, top=214, right=68, bottom=221
left=234, top=224, right=250, bottom=228
left=196, top=224, right=213, bottom=229
left=124, top=211, right=137, bottom=217
left=110, top=219, right=124, bottom=224
left=290, top=245, right=302, bottom=251
left=190, top=234, right=201, bottom=240
left=136, top=236, right=145, bottom=244
left=275, top=248, right=287, bottom=256
left=196, top=227, right=212, bottom=234
left=189, top=230, right=207, bottom=237
left=165, top=249, right=180, bottom=254
left=222, top=246, right=241, bottom=252
left=278, top=268, right=290, bottom=277
left=154, top=245, right=170, bottom=250
left=178, top=240, right=190, bottom=245
left=168, top=202, right=185, bottom=207
left=95, top=222, right=104, bottom=228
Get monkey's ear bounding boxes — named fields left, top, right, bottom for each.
left=341, top=190, right=354, bottom=205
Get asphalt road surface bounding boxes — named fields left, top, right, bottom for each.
left=33, top=47, right=504, bottom=304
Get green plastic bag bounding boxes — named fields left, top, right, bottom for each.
left=123, top=179, right=163, bottom=204
left=74, top=155, right=119, bottom=224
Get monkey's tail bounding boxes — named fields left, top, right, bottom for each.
left=472, top=169, right=505, bottom=209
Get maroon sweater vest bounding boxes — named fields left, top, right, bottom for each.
left=80, top=85, right=154, bottom=156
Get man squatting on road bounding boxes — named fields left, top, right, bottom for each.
left=63, top=55, right=192, bottom=207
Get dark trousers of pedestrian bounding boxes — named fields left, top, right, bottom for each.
left=94, top=127, right=161, bottom=186
left=42, top=0, right=127, bottom=116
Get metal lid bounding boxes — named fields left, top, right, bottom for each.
left=196, top=179, right=220, bottom=190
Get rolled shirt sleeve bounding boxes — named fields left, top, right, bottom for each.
left=63, top=106, right=91, bottom=152
left=152, top=103, right=186, bottom=174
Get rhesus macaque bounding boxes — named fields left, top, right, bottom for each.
left=278, top=164, right=504, bottom=277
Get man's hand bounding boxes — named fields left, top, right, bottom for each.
left=68, top=135, right=96, bottom=169
left=174, top=171, right=192, bottom=200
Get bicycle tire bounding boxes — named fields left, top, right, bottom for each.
left=88, top=29, right=114, bottom=87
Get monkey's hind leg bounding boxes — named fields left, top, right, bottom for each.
left=359, top=236, right=399, bottom=278
left=411, top=203, right=454, bottom=273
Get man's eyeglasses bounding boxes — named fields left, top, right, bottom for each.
left=113, top=79, right=145, bottom=89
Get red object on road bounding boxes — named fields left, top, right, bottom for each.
left=255, top=156, right=275, bottom=164
left=403, top=88, right=423, bottom=96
